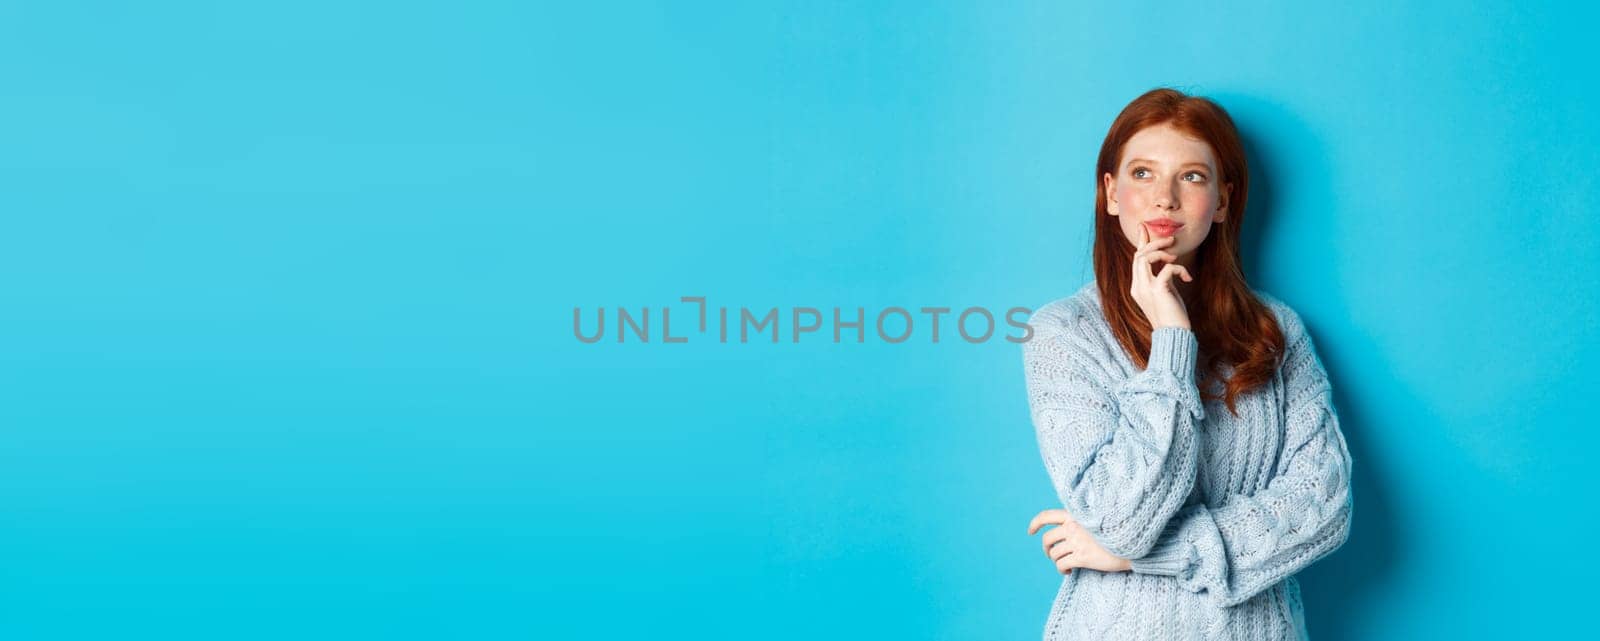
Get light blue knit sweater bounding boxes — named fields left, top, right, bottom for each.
left=1023, top=281, right=1353, bottom=640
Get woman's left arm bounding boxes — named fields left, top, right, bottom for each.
left=1126, top=306, right=1354, bottom=608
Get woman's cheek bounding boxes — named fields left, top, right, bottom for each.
left=1118, top=187, right=1140, bottom=210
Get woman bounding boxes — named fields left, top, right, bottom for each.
left=1021, top=88, right=1353, bottom=640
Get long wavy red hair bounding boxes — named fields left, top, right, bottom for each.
left=1092, top=88, right=1285, bottom=416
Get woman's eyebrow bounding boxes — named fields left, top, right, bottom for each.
left=1126, top=157, right=1213, bottom=171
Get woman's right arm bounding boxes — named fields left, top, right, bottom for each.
left=1023, top=303, right=1207, bottom=560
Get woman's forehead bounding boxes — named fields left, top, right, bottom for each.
left=1122, top=125, right=1217, bottom=166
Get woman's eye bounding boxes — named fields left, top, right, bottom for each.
left=1184, top=172, right=1207, bottom=182
left=1132, top=168, right=1150, bottom=178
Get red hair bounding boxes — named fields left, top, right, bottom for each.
left=1091, top=87, right=1285, bottom=416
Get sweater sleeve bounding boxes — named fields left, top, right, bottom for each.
left=1127, top=305, right=1354, bottom=608
left=1023, top=302, right=1207, bottom=560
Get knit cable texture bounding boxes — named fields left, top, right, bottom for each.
left=1024, top=282, right=1353, bottom=640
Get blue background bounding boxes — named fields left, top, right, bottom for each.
left=2, top=1, right=1594, bottom=639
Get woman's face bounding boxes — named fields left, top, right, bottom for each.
left=1103, top=123, right=1231, bottom=266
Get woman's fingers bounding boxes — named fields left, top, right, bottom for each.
left=1042, top=531, right=1059, bottom=557
left=1164, top=263, right=1193, bottom=282
left=1135, top=227, right=1174, bottom=254
left=1136, top=250, right=1178, bottom=268
left=1026, top=508, right=1071, bottom=535
left=1040, top=522, right=1077, bottom=556
left=1153, top=263, right=1176, bottom=289
left=1133, top=234, right=1177, bottom=283
left=1030, top=508, right=1086, bottom=573
left=1153, top=263, right=1193, bottom=290
left=1046, top=538, right=1074, bottom=561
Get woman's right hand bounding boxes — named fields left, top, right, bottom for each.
left=1131, top=224, right=1192, bottom=330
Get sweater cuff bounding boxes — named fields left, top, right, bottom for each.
left=1130, top=530, right=1194, bottom=577
left=1129, top=506, right=1205, bottom=578
left=1147, top=326, right=1199, bottom=381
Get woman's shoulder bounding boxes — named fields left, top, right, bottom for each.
left=1251, top=289, right=1309, bottom=342
left=1026, top=280, right=1103, bottom=338
left=1022, top=282, right=1131, bottom=374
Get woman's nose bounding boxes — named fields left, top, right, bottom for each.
left=1154, top=182, right=1180, bottom=210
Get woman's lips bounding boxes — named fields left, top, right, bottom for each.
left=1145, top=221, right=1184, bottom=237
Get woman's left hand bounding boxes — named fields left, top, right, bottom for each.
left=1027, top=508, right=1133, bottom=574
